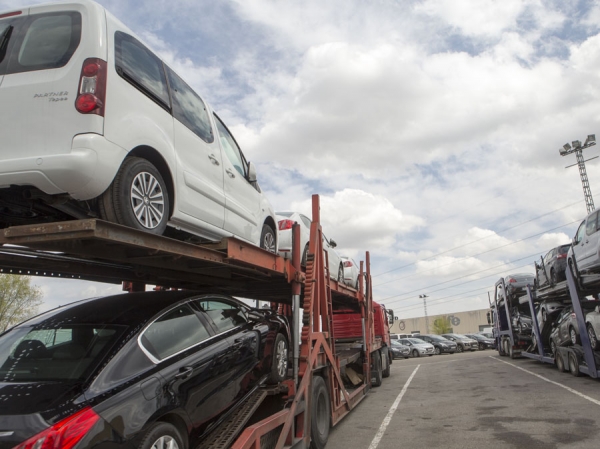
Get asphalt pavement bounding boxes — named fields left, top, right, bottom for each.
left=326, top=350, right=600, bottom=449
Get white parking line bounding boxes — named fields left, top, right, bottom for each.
left=491, top=356, right=600, bottom=406
left=367, top=365, right=420, bottom=449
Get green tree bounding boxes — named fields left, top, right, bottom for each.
left=0, top=275, right=43, bottom=331
left=432, top=315, right=452, bottom=335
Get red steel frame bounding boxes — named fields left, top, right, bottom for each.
left=231, top=195, right=373, bottom=449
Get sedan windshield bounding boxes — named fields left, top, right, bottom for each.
left=407, top=338, right=426, bottom=344
left=0, top=324, right=124, bottom=382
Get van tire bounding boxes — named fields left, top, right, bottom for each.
left=260, top=224, right=277, bottom=253
left=99, top=157, right=169, bottom=235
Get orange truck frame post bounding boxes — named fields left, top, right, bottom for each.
left=231, top=195, right=375, bottom=449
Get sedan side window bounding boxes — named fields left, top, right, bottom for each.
left=586, top=211, right=599, bottom=236
left=214, top=114, right=247, bottom=177
left=140, top=305, right=210, bottom=361
left=197, top=299, right=247, bottom=334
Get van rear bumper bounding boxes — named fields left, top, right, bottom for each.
left=0, top=134, right=126, bottom=200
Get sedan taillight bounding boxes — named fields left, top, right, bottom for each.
left=278, top=219, right=294, bottom=230
left=75, top=58, right=107, bottom=116
left=13, top=407, right=100, bottom=449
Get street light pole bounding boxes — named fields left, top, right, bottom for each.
left=419, top=294, right=429, bottom=334
left=559, top=134, right=598, bottom=214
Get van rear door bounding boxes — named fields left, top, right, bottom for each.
left=0, top=3, right=105, bottom=167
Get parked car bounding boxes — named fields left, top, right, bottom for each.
left=441, top=334, right=478, bottom=352
left=510, top=308, right=533, bottom=335
left=390, top=340, right=411, bottom=359
left=536, top=299, right=566, bottom=326
left=411, top=334, right=457, bottom=355
left=502, top=273, right=535, bottom=301
left=464, top=333, right=495, bottom=350
left=276, top=211, right=311, bottom=263
left=398, top=338, right=435, bottom=357
left=569, top=209, right=600, bottom=280
left=341, top=256, right=360, bottom=289
left=535, top=244, right=571, bottom=287
left=0, top=0, right=278, bottom=252
left=275, top=211, right=343, bottom=282
left=549, top=301, right=600, bottom=353
left=585, top=304, right=600, bottom=350
left=0, top=291, right=291, bottom=449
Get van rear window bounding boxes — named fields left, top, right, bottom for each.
left=4, top=11, right=81, bottom=74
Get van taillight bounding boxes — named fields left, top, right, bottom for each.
left=12, top=407, right=100, bottom=449
left=343, top=261, right=353, bottom=267
left=75, top=58, right=107, bottom=116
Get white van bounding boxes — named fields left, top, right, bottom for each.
left=0, top=0, right=277, bottom=251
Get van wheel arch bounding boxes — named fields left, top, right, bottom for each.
left=128, top=146, right=175, bottom=219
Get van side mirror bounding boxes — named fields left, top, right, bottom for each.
left=329, top=239, right=337, bottom=248
left=247, top=162, right=257, bottom=183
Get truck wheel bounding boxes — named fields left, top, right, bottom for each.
left=509, top=344, right=516, bottom=359
left=498, top=339, right=506, bottom=356
left=310, top=376, right=330, bottom=449
left=555, top=352, right=566, bottom=372
left=372, top=350, right=383, bottom=387
left=568, top=352, right=581, bottom=377
left=382, top=348, right=391, bottom=378
left=99, top=157, right=169, bottom=235
left=269, top=333, right=288, bottom=383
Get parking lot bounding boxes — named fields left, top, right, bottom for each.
left=327, top=351, right=600, bottom=449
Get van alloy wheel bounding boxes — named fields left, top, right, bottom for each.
left=131, top=172, right=165, bottom=229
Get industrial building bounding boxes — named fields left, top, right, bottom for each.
left=389, top=308, right=491, bottom=335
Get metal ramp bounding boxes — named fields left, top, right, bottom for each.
left=197, top=389, right=269, bottom=449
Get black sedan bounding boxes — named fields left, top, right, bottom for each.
left=464, top=333, right=495, bottom=350
left=0, top=291, right=291, bottom=449
left=390, top=340, right=410, bottom=359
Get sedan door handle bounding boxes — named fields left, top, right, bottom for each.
left=174, top=366, right=194, bottom=380
left=226, top=169, right=236, bottom=179
left=208, top=154, right=220, bottom=166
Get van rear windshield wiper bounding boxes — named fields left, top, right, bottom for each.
left=0, top=25, right=13, bottom=64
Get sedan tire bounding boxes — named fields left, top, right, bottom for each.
left=456, top=344, right=464, bottom=353
left=412, top=349, right=420, bottom=358
left=138, top=422, right=184, bottom=449
left=269, top=333, right=288, bottom=383
left=478, top=343, right=485, bottom=350
left=434, top=346, right=441, bottom=355
left=588, top=324, right=599, bottom=351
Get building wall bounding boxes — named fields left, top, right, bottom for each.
left=389, top=309, right=491, bottom=335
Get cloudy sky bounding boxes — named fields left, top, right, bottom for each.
left=2, top=0, right=600, bottom=320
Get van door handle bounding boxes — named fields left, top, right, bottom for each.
left=226, top=169, right=236, bottom=179
left=208, top=154, right=220, bottom=166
